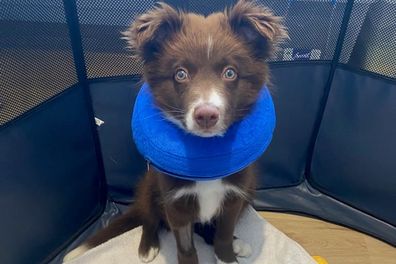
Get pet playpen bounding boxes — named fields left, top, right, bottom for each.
left=1, top=0, right=395, bottom=263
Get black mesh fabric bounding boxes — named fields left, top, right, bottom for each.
left=279, top=0, right=346, bottom=61
left=0, top=0, right=77, bottom=126
left=1, top=0, right=395, bottom=126
left=339, top=0, right=396, bottom=78
left=170, top=0, right=347, bottom=61
left=74, top=0, right=349, bottom=80
left=76, top=0, right=155, bottom=78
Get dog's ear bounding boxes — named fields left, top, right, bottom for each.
left=122, top=2, right=182, bottom=62
left=227, top=0, right=288, bottom=59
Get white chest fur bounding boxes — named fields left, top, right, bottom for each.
left=196, top=180, right=227, bottom=223
left=172, top=179, right=246, bottom=223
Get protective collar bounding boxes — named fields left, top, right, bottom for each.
left=132, top=83, right=275, bottom=181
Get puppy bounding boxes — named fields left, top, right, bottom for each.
left=63, top=1, right=287, bottom=263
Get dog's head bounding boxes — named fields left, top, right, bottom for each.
left=124, top=0, right=287, bottom=137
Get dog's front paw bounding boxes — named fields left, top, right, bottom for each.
left=139, top=246, right=159, bottom=263
left=233, top=238, right=252, bottom=258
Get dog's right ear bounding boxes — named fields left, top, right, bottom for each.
left=122, top=3, right=182, bottom=62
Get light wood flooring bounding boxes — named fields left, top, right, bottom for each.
left=259, top=212, right=396, bottom=264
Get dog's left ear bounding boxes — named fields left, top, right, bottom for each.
left=227, top=0, right=288, bottom=59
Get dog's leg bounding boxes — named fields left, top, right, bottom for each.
left=173, top=224, right=198, bottom=264
left=165, top=206, right=198, bottom=264
left=138, top=218, right=160, bottom=263
left=214, top=198, right=244, bottom=264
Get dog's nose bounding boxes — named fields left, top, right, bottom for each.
left=194, top=104, right=219, bottom=129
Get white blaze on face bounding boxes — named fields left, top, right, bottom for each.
left=186, top=88, right=226, bottom=137
left=207, top=35, right=213, bottom=59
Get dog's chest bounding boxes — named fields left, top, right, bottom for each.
left=173, top=179, right=243, bottom=223
left=195, top=180, right=227, bottom=223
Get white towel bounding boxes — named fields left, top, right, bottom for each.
left=66, top=206, right=316, bottom=264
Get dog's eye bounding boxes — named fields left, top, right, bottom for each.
left=223, top=67, right=237, bottom=81
left=175, top=69, right=189, bottom=82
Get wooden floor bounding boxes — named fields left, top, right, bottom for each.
left=259, top=212, right=396, bottom=264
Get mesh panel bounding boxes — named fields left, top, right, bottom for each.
left=339, top=0, right=396, bottom=78
left=188, top=0, right=236, bottom=15
left=75, top=0, right=348, bottom=79
left=280, top=0, right=346, bottom=61
left=2, top=0, right=394, bottom=125
left=177, top=0, right=347, bottom=61
left=0, top=0, right=77, bottom=126
left=76, top=0, right=156, bottom=78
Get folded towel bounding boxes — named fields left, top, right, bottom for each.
left=65, top=206, right=316, bottom=264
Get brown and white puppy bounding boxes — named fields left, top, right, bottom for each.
left=63, top=1, right=287, bottom=263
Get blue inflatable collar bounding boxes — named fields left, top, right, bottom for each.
left=132, top=83, right=275, bottom=181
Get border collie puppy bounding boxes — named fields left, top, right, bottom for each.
left=64, top=1, right=287, bottom=263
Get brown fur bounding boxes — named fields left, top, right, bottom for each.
left=122, top=0, right=287, bottom=133
left=85, top=166, right=257, bottom=263
left=67, top=1, right=287, bottom=264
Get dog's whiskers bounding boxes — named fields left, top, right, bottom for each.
left=159, top=102, right=185, bottom=112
